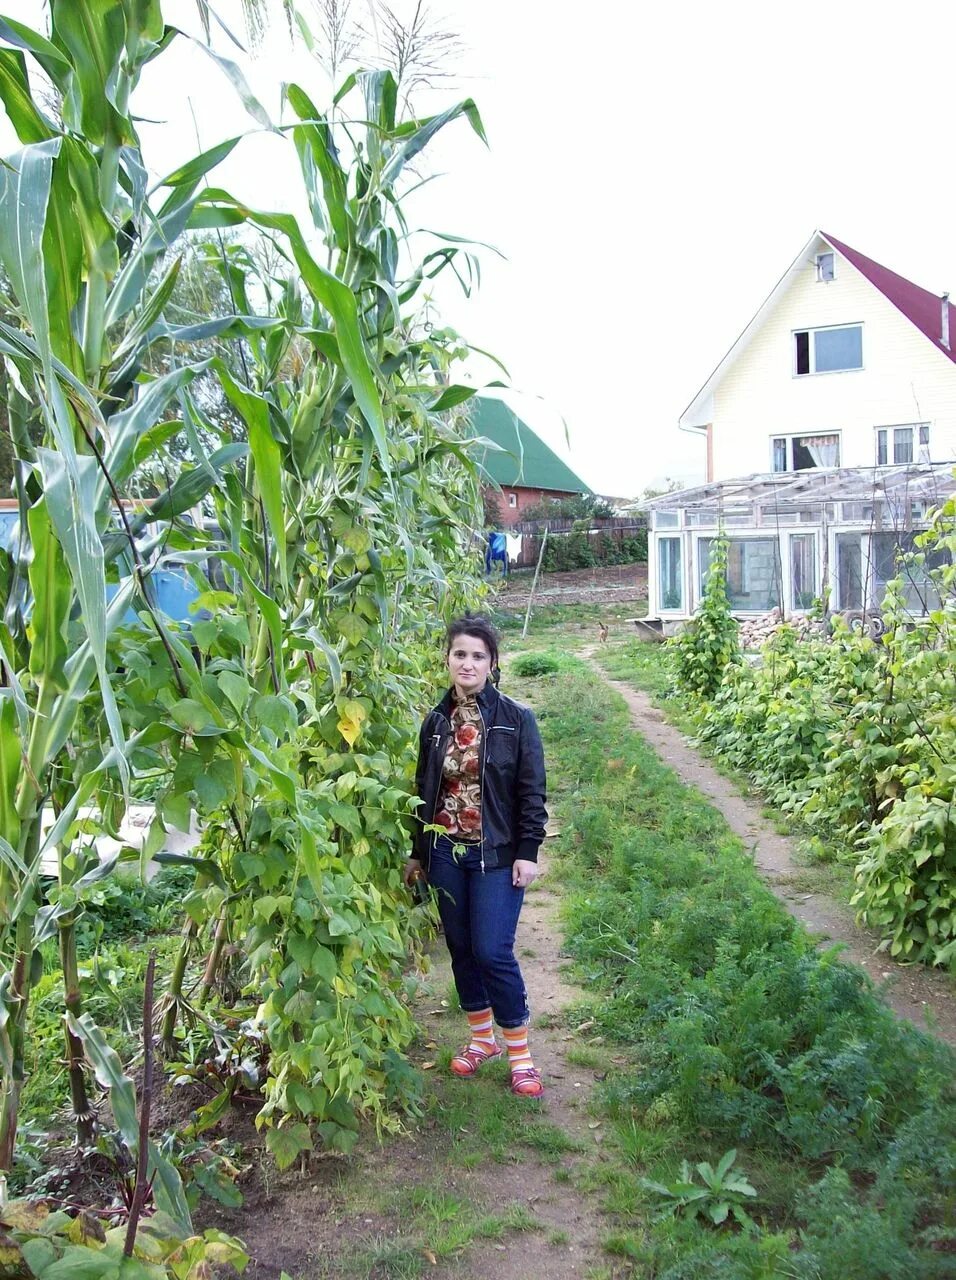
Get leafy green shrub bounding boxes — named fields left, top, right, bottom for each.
left=542, top=530, right=596, bottom=571
left=668, top=538, right=739, bottom=701
left=511, top=651, right=562, bottom=677
left=669, top=494, right=956, bottom=966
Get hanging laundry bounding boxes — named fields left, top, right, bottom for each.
left=505, top=533, right=523, bottom=565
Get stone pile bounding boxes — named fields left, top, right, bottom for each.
left=737, top=608, right=826, bottom=650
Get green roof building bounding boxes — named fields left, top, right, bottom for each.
left=468, top=396, right=590, bottom=525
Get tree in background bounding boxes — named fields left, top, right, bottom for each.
left=521, top=492, right=615, bottom=522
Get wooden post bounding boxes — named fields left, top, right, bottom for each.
left=522, top=526, right=549, bottom=638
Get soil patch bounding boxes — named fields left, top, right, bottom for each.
left=587, top=652, right=956, bottom=1049
left=495, top=563, right=647, bottom=610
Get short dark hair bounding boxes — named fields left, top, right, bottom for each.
left=445, top=613, right=500, bottom=671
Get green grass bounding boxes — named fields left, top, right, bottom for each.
left=564, top=1045, right=605, bottom=1070
left=318, top=1189, right=539, bottom=1278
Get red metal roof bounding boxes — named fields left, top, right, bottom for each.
left=823, top=232, right=956, bottom=366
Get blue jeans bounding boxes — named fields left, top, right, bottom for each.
left=427, top=836, right=529, bottom=1029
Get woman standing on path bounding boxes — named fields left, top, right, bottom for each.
left=404, top=614, right=548, bottom=1097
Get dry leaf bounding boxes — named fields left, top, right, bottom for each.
left=422, top=1061, right=436, bottom=1071
left=423, top=1249, right=438, bottom=1265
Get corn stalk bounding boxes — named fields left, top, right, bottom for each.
left=0, top=1, right=246, bottom=1171
left=142, top=68, right=493, bottom=1155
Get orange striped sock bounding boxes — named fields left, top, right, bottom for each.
left=465, top=1008, right=497, bottom=1055
left=502, top=1024, right=534, bottom=1074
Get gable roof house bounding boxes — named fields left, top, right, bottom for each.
left=645, top=231, right=956, bottom=628
left=469, top=396, right=590, bottom=527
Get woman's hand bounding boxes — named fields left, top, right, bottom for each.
left=403, top=858, right=424, bottom=888
left=512, top=859, right=538, bottom=889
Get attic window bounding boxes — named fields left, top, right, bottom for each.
left=794, top=324, right=862, bottom=375
left=815, top=251, right=835, bottom=282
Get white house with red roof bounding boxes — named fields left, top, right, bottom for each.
left=681, top=230, right=956, bottom=480
left=644, top=232, right=956, bottom=627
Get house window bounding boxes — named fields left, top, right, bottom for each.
left=771, top=433, right=840, bottom=471
left=658, top=537, right=683, bottom=611
left=815, top=251, right=835, bottom=282
left=794, top=324, right=862, bottom=375
left=875, top=424, right=930, bottom=466
left=699, top=537, right=782, bottom=612
left=789, top=533, right=817, bottom=610
left=507, top=492, right=517, bottom=508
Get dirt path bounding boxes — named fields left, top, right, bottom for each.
left=200, top=842, right=613, bottom=1279
left=415, top=849, right=611, bottom=1280
left=585, top=652, right=956, bottom=1048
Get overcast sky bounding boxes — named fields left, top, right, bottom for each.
left=6, top=0, right=956, bottom=496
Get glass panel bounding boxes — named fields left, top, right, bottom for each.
left=871, top=532, right=951, bottom=613
left=836, top=532, right=863, bottom=608
left=876, top=429, right=888, bottom=466
left=816, top=252, right=835, bottom=281
left=813, top=325, right=863, bottom=372
left=653, top=510, right=679, bottom=529
left=772, top=437, right=787, bottom=472
left=790, top=533, right=816, bottom=609
left=893, top=428, right=913, bottom=464
left=658, top=537, right=683, bottom=610
left=699, top=538, right=782, bottom=612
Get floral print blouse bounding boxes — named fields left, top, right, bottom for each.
left=434, top=692, right=483, bottom=842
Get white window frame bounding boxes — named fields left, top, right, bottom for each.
left=793, top=324, right=863, bottom=376
left=657, top=535, right=685, bottom=613
left=789, top=532, right=817, bottom=610
left=507, top=492, right=517, bottom=508
left=815, top=251, right=835, bottom=282
left=875, top=423, right=930, bottom=466
left=770, top=431, right=842, bottom=472
left=696, top=535, right=784, bottom=615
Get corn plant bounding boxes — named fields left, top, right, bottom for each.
left=0, top=0, right=493, bottom=1189
left=0, top=1, right=248, bottom=1175
left=139, top=67, right=490, bottom=1163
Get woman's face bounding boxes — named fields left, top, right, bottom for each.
left=446, top=632, right=493, bottom=696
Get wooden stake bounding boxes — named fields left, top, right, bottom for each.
left=522, top=526, right=549, bottom=639
left=124, top=953, right=156, bottom=1258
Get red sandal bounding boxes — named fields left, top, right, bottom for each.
left=510, top=1067, right=544, bottom=1098
left=450, top=1044, right=502, bottom=1076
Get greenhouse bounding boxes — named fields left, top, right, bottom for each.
left=644, top=462, right=955, bottom=627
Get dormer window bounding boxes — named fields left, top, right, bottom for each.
left=816, top=251, right=835, bottom=282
